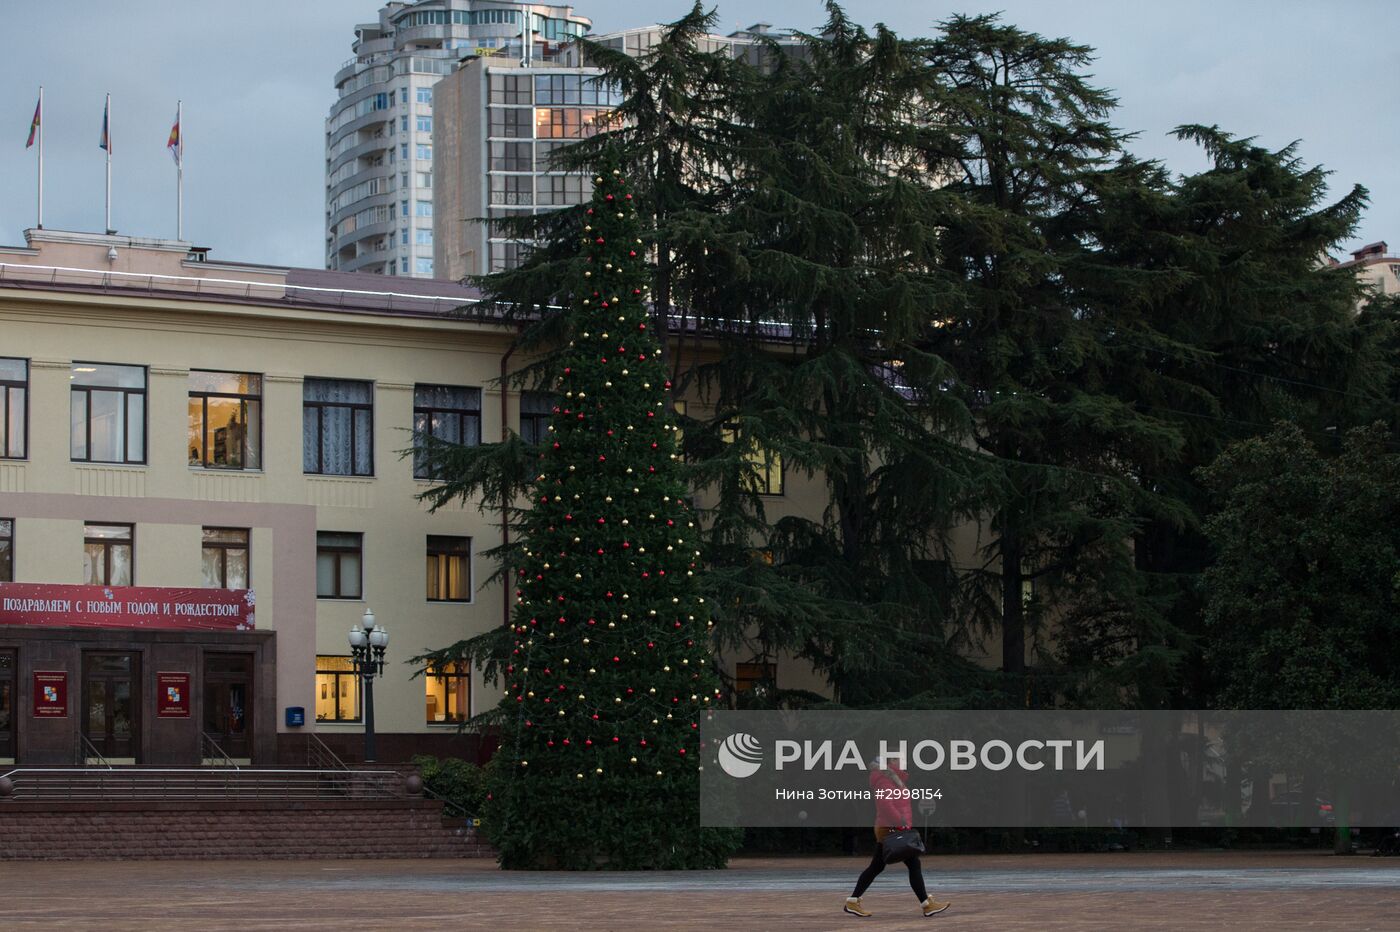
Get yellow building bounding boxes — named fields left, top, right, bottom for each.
left=0, top=229, right=527, bottom=765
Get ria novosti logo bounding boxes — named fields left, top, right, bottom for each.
left=717, top=733, right=764, bottom=778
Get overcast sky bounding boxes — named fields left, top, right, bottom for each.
left=1, top=1, right=1394, bottom=268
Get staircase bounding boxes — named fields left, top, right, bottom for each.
left=0, top=740, right=493, bottom=861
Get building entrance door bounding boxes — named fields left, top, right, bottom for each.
left=82, top=652, right=140, bottom=761
left=0, top=649, right=15, bottom=760
left=203, top=653, right=252, bottom=761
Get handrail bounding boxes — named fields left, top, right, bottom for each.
left=75, top=734, right=111, bottom=770
left=420, top=783, right=473, bottom=821
left=0, top=767, right=406, bottom=802
left=306, top=733, right=350, bottom=772
left=200, top=733, right=239, bottom=770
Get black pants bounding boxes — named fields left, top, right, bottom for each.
left=851, top=841, right=928, bottom=901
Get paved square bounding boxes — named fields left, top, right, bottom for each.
left=3, top=851, right=1398, bottom=930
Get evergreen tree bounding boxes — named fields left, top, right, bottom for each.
left=920, top=14, right=1182, bottom=705
left=444, top=164, right=738, bottom=868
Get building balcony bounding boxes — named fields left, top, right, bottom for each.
left=328, top=137, right=393, bottom=177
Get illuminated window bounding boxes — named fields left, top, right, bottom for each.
left=426, top=662, right=470, bottom=724
left=315, top=656, right=360, bottom=722
left=721, top=424, right=783, bottom=495
left=188, top=371, right=261, bottom=470
left=426, top=535, right=471, bottom=602
left=735, top=662, right=776, bottom=693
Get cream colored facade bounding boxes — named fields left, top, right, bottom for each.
left=0, top=229, right=516, bottom=753
left=1339, top=240, right=1400, bottom=300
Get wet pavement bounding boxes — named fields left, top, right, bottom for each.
left=3, top=851, right=1398, bottom=930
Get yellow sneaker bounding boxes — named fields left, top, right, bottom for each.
left=922, top=897, right=952, bottom=917
left=844, top=897, right=872, bottom=917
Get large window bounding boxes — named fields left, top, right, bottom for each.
left=519, top=391, right=555, bottom=444
left=413, top=385, right=482, bottom=479
left=488, top=107, right=531, bottom=138
left=71, top=363, right=146, bottom=464
left=415, top=199, right=433, bottom=217
left=0, top=358, right=26, bottom=459
left=316, top=532, right=362, bottom=599
left=84, top=523, right=133, bottom=586
left=303, top=378, right=373, bottom=476
left=426, top=662, right=469, bottom=724
left=489, top=175, right=532, bottom=206
left=315, top=656, right=360, bottom=722
left=722, top=425, right=784, bottom=495
left=415, top=115, right=432, bottom=133
left=202, top=527, right=250, bottom=589
left=489, top=75, right=532, bottom=105
left=426, top=535, right=471, bottom=602
left=0, top=519, right=12, bottom=582
left=188, top=371, right=262, bottom=470
left=491, top=141, right=532, bottom=172
left=538, top=174, right=587, bottom=206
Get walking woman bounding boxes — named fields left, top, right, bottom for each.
left=844, top=758, right=951, bottom=918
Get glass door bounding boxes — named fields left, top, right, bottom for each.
left=203, top=653, right=253, bottom=761
left=82, top=652, right=139, bottom=761
left=0, top=649, right=15, bottom=760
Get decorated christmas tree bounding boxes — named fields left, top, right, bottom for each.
left=483, top=163, right=739, bottom=869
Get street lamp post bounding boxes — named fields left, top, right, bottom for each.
left=348, top=608, right=389, bottom=763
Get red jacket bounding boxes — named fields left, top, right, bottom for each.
left=871, top=766, right=913, bottom=829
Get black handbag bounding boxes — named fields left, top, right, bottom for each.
left=881, top=829, right=925, bottom=864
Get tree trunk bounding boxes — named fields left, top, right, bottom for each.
left=1001, top=528, right=1026, bottom=683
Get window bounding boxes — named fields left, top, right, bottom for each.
left=415, top=257, right=434, bottom=275
left=519, top=391, right=556, bottom=444
left=490, top=241, right=529, bottom=272
left=488, top=107, right=531, bottom=138
left=415, top=200, right=433, bottom=217
left=0, top=358, right=26, bottom=459
left=316, top=532, right=362, bottom=599
left=415, top=228, right=433, bottom=245
left=722, top=424, right=784, bottom=495
left=188, top=371, right=262, bottom=470
left=400, top=88, right=408, bottom=105
left=491, top=141, right=532, bottom=172
left=535, top=141, right=565, bottom=172
left=400, top=115, right=408, bottom=132
left=416, top=143, right=432, bottom=160
left=315, top=656, right=360, bottom=722
left=490, top=75, right=532, bottom=105
left=416, top=87, right=433, bottom=105
left=400, top=199, right=409, bottom=218
left=303, top=378, right=373, bottom=476
left=426, top=662, right=469, bottom=723
left=400, top=143, right=408, bottom=160
left=537, top=174, right=587, bottom=206
left=202, top=527, right=249, bottom=589
left=489, top=175, right=533, bottom=205
left=415, top=115, right=432, bottom=133
left=413, top=385, right=481, bottom=478
left=0, top=519, right=11, bottom=582
left=426, top=535, right=471, bottom=601
left=84, top=523, right=133, bottom=586
left=735, top=662, right=777, bottom=693
left=416, top=171, right=432, bottom=189
left=71, top=363, right=146, bottom=464
left=401, top=227, right=409, bottom=246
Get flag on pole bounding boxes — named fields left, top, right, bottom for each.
left=167, top=108, right=181, bottom=165
left=26, top=96, right=40, bottom=148
left=99, top=99, right=111, bottom=152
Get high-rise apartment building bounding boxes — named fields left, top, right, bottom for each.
left=326, top=1, right=591, bottom=278
left=432, top=22, right=803, bottom=281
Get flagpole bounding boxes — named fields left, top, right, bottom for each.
left=176, top=99, right=183, bottom=241
left=105, top=93, right=112, bottom=234
left=36, top=86, right=44, bottom=229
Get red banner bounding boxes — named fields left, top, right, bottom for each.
left=157, top=672, right=192, bottom=718
left=0, top=584, right=255, bottom=631
left=33, top=671, right=67, bottom=717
